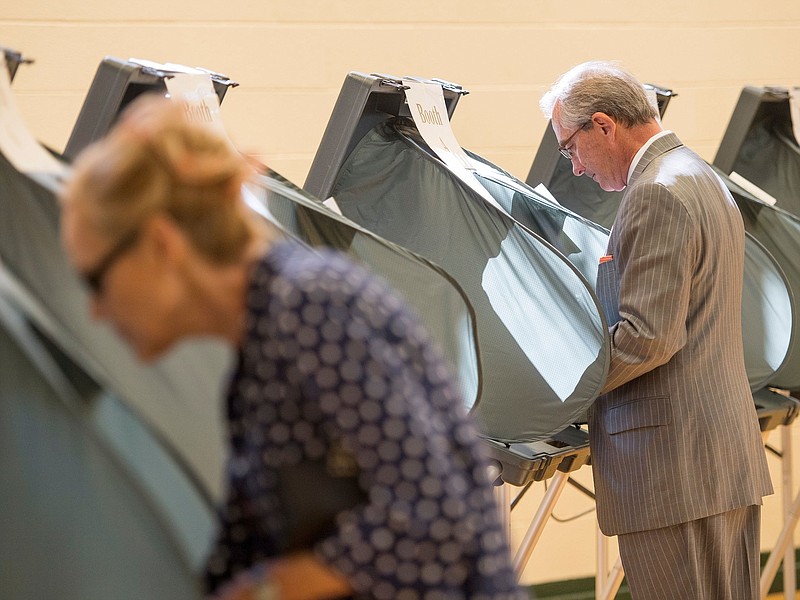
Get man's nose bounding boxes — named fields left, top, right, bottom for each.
left=571, top=157, right=586, bottom=177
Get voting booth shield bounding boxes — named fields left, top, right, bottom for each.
left=714, top=166, right=800, bottom=392
left=0, top=295, right=208, bottom=600
left=245, top=168, right=481, bottom=408
left=0, top=52, right=213, bottom=596
left=0, top=151, right=223, bottom=599
left=64, top=57, right=238, bottom=161
left=307, top=73, right=611, bottom=444
left=714, top=86, right=800, bottom=217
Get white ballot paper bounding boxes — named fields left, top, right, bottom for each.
left=533, top=183, right=562, bottom=206
left=645, top=87, right=661, bottom=125
left=403, top=80, right=508, bottom=215
left=789, top=88, right=800, bottom=148
left=730, top=171, right=778, bottom=206
left=164, top=71, right=229, bottom=139
left=0, top=54, right=67, bottom=178
left=322, top=197, right=343, bottom=216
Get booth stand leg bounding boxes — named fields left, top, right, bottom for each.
left=781, top=424, right=796, bottom=600
left=513, top=470, right=570, bottom=577
left=761, top=486, right=800, bottom=599
left=596, top=525, right=624, bottom=600
left=761, top=424, right=799, bottom=600
left=599, top=557, right=624, bottom=600
left=596, top=527, right=607, bottom=596
left=494, top=481, right=512, bottom=544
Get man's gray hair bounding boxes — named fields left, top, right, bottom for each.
left=540, top=61, right=658, bottom=130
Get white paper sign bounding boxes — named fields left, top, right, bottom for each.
left=730, top=171, right=777, bottom=206
left=322, top=197, right=343, bottom=216
left=645, top=87, right=661, bottom=125
left=0, top=54, right=67, bottom=177
left=129, top=58, right=206, bottom=76
left=789, top=88, right=800, bottom=148
left=164, top=72, right=228, bottom=136
left=403, top=80, right=508, bottom=215
left=533, top=183, right=562, bottom=206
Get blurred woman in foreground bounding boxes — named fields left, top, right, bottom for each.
left=59, top=94, right=526, bottom=600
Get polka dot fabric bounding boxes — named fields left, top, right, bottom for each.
left=205, top=240, right=526, bottom=599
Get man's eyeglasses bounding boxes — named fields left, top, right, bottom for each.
left=558, top=121, right=590, bottom=160
left=81, top=227, right=141, bottom=295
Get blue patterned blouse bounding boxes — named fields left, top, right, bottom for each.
left=204, top=240, right=526, bottom=600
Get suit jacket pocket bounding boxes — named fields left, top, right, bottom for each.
left=604, top=396, right=672, bottom=435
left=596, top=259, right=621, bottom=325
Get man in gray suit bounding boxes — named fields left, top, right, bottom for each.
left=540, top=61, right=773, bottom=599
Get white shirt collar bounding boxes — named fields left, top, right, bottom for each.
left=626, top=130, right=672, bottom=184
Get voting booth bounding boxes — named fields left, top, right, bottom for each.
left=709, top=84, right=800, bottom=600
left=714, top=86, right=800, bottom=218
left=0, top=297, right=213, bottom=600
left=712, top=166, right=800, bottom=394
left=711, top=85, right=800, bottom=422
left=712, top=109, right=800, bottom=599
left=307, top=72, right=611, bottom=447
left=0, top=52, right=224, bottom=600
left=305, top=73, right=466, bottom=202
left=245, top=169, right=481, bottom=405
left=64, top=57, right=238, bottom=161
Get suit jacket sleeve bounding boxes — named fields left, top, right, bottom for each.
left=602, top=181, right=696, bottom=393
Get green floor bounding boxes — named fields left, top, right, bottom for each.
left=528, top=549, right=797, bottom=599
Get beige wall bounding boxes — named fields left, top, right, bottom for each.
left=4, top=2, right=800, bottom=185
left=3, top=0, right=800, bottom=587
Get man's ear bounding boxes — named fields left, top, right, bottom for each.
left=591, top=112, right=616, bottom=137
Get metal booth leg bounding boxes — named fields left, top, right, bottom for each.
left=512, top=469, right=571, bottom=577
left=596, top=525, right=624, bottom=600
left=494, top=480, right=512, bottom=544
left=761, top=423, right=799, bottom=600
left=781, top=423, right=796, bottom=600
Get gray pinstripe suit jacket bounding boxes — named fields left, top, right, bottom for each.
left=588, top=132, right=773, bottom=536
